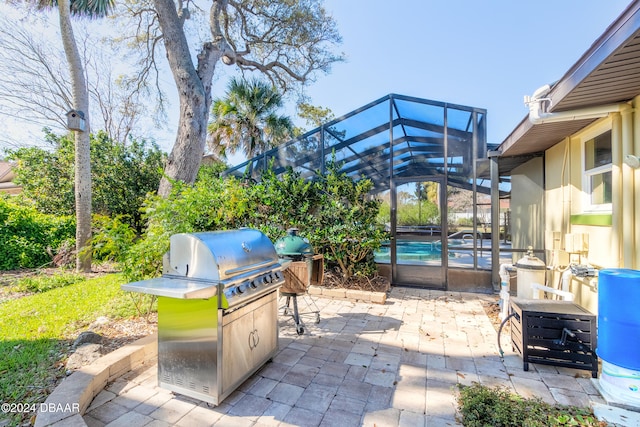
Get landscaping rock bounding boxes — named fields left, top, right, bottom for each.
left=73, top=331, right=103, bottom=349
left=66, top=343, right=104, bottom=371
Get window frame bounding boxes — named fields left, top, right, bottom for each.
left=581, top=129, right=612, bottom=213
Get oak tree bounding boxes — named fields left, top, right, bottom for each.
left=130, top=0, right=343, bottom=196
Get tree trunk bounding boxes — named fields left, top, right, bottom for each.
left=58, top=0, right=92, bottom=272
left=155, top=0, right=223, bottom=197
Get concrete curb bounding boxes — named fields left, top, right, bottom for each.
left=34, top=333, right=158, bottom=427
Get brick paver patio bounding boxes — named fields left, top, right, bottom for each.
left=83, top=287, right=603, bottom=427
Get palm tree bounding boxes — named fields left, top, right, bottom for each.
left=208, top=78, right=294, bottom=159
left=37, top=0, right=114, bottom=272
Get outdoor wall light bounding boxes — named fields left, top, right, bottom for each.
left=623, top=154, right=640, bottom=169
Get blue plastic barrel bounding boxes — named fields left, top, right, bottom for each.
left=597, top=268, right=640, bottom=371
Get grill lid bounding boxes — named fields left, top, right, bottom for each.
left=165, top=229, right=280, bottom=281
left=121, top=229, right=283, bottom=304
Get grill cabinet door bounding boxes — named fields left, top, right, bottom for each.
left=221, top=292, right=278, bottom=393
left=252, top=292, right=278, bottom=364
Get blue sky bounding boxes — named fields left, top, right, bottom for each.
left=299, top=0, right=631, bottom=146
left=0, top=1, right=633, bottom=158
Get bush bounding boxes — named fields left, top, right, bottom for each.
left=456, top=383, right=604, bottom=427
left=310, top=160, right=386, bottom=278
left=90, top=214, right=137, bottom=263
left=396, top=200, right=439, bottom=226
left=6, top=129, right=165, bottom=233
left=120, top=234, right=167, bottom=282
left=246, top=166, right=318, bottom=235
left=121, top=162, right=387, bottom=282
left=120, top=177, right=249, bottom=281
left=0, top=196, right=75, bottom=270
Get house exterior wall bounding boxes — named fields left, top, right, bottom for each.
left=512, top=106, right=640, bottom=314
left=544, top=139, right=568, bottom=251
left=0, top=161, right=21, bottom=194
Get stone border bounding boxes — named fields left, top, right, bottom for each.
left=307, top=285, right=387, bottom=304
left=34, top=333, right=158, bottom=427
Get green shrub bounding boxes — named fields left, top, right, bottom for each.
left=6, top=129, right=165, bottom=233
left=246, top=166, right=319, bottom=234
left=456, top=383, right=604, bottom=427
left=397, top=200, right=439, bottom=226
left=309, top=160, right=386, bottom=278
left=90, top=214, right=137, bottom=263
left=120, top=177, right=242, bottom=281
left=121, top=173, right=271, bottom=281
left=121, top=232, right=168, bottom=282
left=121, top=162, right=387, bottom=283
left=0, top=197, right=75, bottom=270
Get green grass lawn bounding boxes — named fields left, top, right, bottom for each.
left=0, top=273, right=142, bottom=425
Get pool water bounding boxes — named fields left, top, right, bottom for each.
left=374, top=238, right=511, bottom=270
left=374, top=241, right=443, bottom=263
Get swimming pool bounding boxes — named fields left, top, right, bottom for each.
left=374, top=241, right=443, bottom=263
left=374, top=238, right=499, bottom=268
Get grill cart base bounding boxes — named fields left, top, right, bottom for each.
left=279, top=255, right=323, bottom=335
left=281, top=292, right=320, bottom=335
left=157, top=291, right=278, bottom=405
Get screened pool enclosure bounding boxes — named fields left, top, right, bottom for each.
left=225, top=94, right=511, bottom=291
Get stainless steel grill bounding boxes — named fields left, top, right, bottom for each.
left=121, top=229, right=284, bottom=405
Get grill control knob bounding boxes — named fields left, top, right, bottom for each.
left=249, top=280, right=258, bottom=289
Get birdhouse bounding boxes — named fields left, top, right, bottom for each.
left=66, top=110, right=85, bottom=132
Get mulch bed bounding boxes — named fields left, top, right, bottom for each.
left=480, top=297, right=511, bottom=334
left=320, top=268, right=390, bottom=293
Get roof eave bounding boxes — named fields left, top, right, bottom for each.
left=497, top=0, right=640, bottom=160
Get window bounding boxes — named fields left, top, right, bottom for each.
left=583, top=130, right=612, bottom=210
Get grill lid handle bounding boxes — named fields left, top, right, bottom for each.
left=225, top=259, right=275, bottom=276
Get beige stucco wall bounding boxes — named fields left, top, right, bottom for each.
left=540, top=137, right=599, bottom=313
left=570, top=120, right=616, bottom=267
left=544, top=139, right=568, bottom=245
